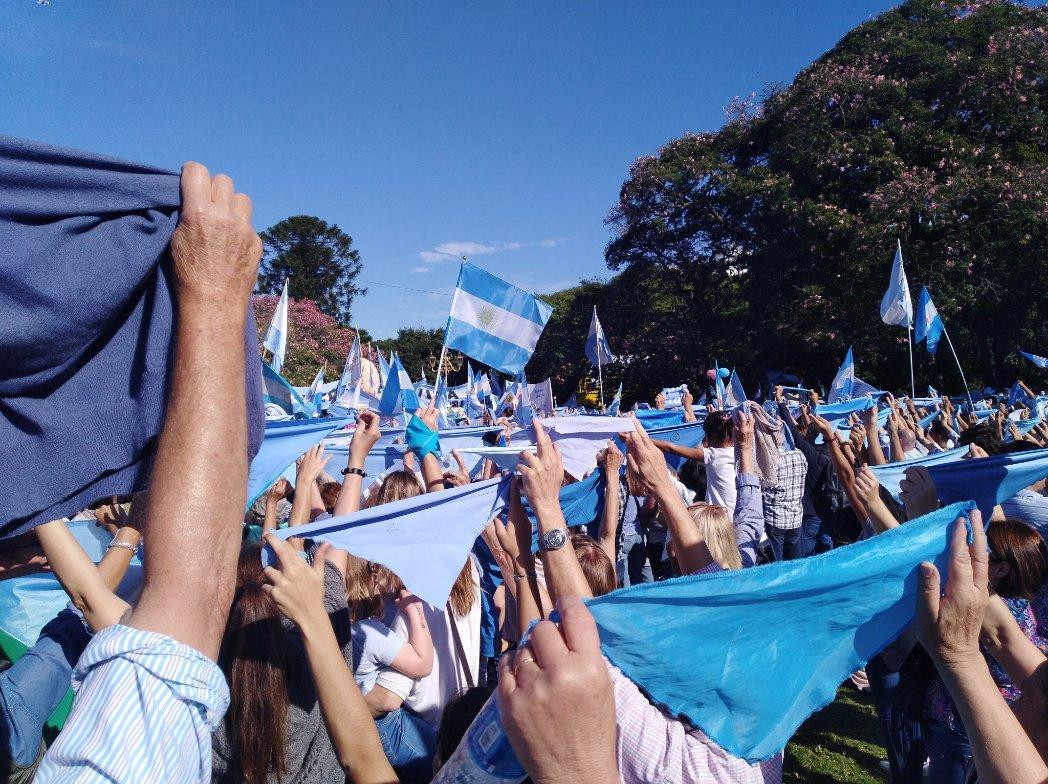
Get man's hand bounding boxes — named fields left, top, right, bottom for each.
left=519, top=421, right=564, bottom=518
left=349, top=410, right=381, bottom=462
left=499, top=596, right=619, bottom=784
left=169, top=162, right=262, bottom=311
left=900, top=465, right=940, bottom=520
left=623, top=416, right=672, bottom=495
left=917, top=512, right=989, bottom=671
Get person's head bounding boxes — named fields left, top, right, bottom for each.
left=703, top=411, right=734, bottom=448
left=448, top=559, right=478, bottom=618
left=571, top=533, right=616, bottom=596
left=219, top=544, right=292, bottom=784
left=682, top=503, right=742, bottom=570
left=986, top=519, right=1048, bottom=599
left=958, top=422, right=1003, bottom=456
left=503, top=405, right=514, bottom=418
left=898, top=427, right=917, bottom=453
left=928, top=419, right=951, bottom=446
left=343, top=555, right=404, bottom=621
left=319, top=481, right=341, bottom=514
left=433, top=686, right=495, bottom=773
left=677, top=458, right=708, bottom=499
left=364, top=470, right=424, bottom=509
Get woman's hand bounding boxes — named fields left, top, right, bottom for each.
left=854, top=465, right=881, bottom=506
left=349, top=410, right=381, bottom=462
left=623, top=416, right=672, bottom=495
left=442, top=450, right=471, bottom=487
left=811, top=413, right=836, bottom=440
left=297, top=444, right=332, bottom=486
left=263, top=535, right=331, bottom=633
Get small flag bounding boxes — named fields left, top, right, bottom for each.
left=444, top=262, right=553, bottom=375
left=606, top=383, right=623, bottom=416
left=585, top=306, right=616, bottom=367
left=378, top=355, right=421, bottom=417
left=714, top=361, right=726, bottom=409
left=263, top=279, right=290, bottom=374
left=928, top=385, right=940, bottom=399
left=376, top=347, right=391, bottom=390
left=915, top=286, right=944, bottom=355
left=1020, top=351, right=1048, bottom=369
left=726, top=369, right=747, bottom=407
left=334, top=334, right=362, bottom=405
left=879, top=240, right=913, bottom=328
left=828, top=347, right=855, bottom=403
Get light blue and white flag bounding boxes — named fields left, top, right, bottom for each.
left=376, top=347, right=391, bottom=390
left=261, top=361, right=314, bottom=418
left=378, top=354, right=421, bottom=417
left=606, top=383, right=623, bottom=416
left=828, top=346, right=855, bottom=403
left=334, top=333, right=362, bottom=405
left=1008, top=381, right=1033, bottom=409
left=308, top=365, right=326, bottom=402
left=1021, top=351, right=1048, bottom=369
left=929, top=385, right=940, bottom=400
left=851, top=376, right=887, bottom=399
left=915, top=286, right=945, bottom=355
left=444, top=262, right=553, bottom=375
left=263, top=278, right=290, bottom=374
left=585, top=306, right=616, bottom=367
left=247, top=416, right=350, bottom=508
left=879, top=239, right=913, bottom=328
left=527, top=378, right=555, bottom=415
left=726, top=369, right=747, bottom=407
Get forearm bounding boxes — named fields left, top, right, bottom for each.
left=534, top=505, right=591, bottom=601
left=129, top=302, right=247, bottom=658
left=421, top=453, right=445, bottom=492
left=865, top=426, right=888, bottom=466
left=96, top=526, right=141, bottom=591
left=403, top=606, right=434, bottom=672
left=300, top=617, right=398, bottom=784
left=652, top=479, right=713, bottom=574
left=597, top=475, right=620, bottom=564
left=733, top=475, right=764, bottom=567
left=981, top=599, right=1047, bottom=685
left=864, top=497, right=900, bottom=534
left=937, top=659, right=1048, bottom=784
left=653, top=440, right=703, bottom=461
left=262, top=497, right=278, bottom=535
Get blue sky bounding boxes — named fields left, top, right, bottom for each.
left=2, top=0, right=898, bottom=337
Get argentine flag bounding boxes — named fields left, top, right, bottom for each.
left=1021, top=351, right=1048, bottom=369
left=585, top=306, right=616, bottom=367
left=828, top=346, right=855, bottom=403
left=444, top=263, right=553, bottom=375
left=378, top=354, right=421, bottom=417
left=263, top=278, right=289, bottom=374
left=915, top=286, right=944, bottom=355
left=606, top=383, right=623, bottom=416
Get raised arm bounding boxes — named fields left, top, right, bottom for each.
left=262, top=478, right=290, bottom=537
left=287, top=445, right=331, bottom=545
left=651, top=440, right=705, bottom=461
left=812, top=414, right=869, bottom=521
left=853, top=465, right=899, bottom=534
left=595, top=444, right=622, bottom=564
left=388, top=590, right=434, bottom=678
left=732, top=410, right=764, bottom=567
left=682, top=387, right=696, bottom=423
left=334, top=410, right=381, bottom=517
left=126, top=163, right=262, bottom=659
left=980, top=595, right=1047, bottom=687
left=262, top=536, right=397, bottom=784
left=861, top=404, right=888, bottom=466
left=414, top=403, right=446, bottom=493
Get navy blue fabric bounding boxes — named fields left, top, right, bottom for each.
left=0, top=136, right=264, bottom=537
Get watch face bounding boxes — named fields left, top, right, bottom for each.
left=542, top=528, right=568, bottom=550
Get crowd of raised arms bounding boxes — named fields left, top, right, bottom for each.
left=2, top=165, right=1048, bottom=784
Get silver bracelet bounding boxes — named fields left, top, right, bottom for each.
left=107, top=539, right=139, bottom=556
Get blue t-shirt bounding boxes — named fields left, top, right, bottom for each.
left=351, top=618, right=405, bottom=695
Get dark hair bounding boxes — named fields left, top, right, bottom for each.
left=929, top=419, right=951, bottom=441
left=958, top=423, right=1003, bottom=455
left=704, top=411, right=734, bottom=446
left=1002, top=439, right=1040, bottom=454
left=677, top=458, right=708, bottom=498
left=319, top=481, right=341, bottom=513
left=988, top=519, right=1048, bottom=599
left=571, top=533, right=616, bottom=596
left=219, top=545, right=291, bottom=784
left=434, top=686, right=495, bottom=772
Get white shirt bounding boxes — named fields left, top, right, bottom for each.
left=704, top=446, right=738, bottom=513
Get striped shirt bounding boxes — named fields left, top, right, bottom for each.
left=35, top=624, right=229, bottom=783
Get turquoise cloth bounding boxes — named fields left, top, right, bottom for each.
left=405, top=416, right=441, bottom=459
left=588, top=501, right=976, bottom=762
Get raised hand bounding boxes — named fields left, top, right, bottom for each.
left=900, top=465, right=940, bottom=520
left=417, top=400, right=440, bottom=433
left=811, top=413, right=836, bottom=440
left=349, top=410, right=381, bottom=461
left=623, top=416, right=671, bottom=495
left=262, top=535, right=331, bottom=631
left=297, top=444, right=332, bottom=485
left=854, top=464, right=881, bottom=506
left=519, top=421, right=564, bottom=518
left=597, top=442, right=623, bottom=476
left=442, top=449, right=471, bottom=487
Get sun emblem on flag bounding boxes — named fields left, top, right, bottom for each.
left=478, top=307, right=498, bottom=329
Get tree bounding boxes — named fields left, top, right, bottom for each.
left=375, top=328, right=447, bottom=385
left=604, top=0, right=1047, bottom=393
left=256, top=215, right=366, bottom=325
left=253, top=295, right=359, bottom=386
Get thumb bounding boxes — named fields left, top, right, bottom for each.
left=917, top=561, right=941, bottom=628
left=313, top=542, right=330, bottom=574
left=452, top=449, right=466, bottom=472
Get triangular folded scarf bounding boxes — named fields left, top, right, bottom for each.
left=870, top=446, right=969, bottom=500
left=537, top=416, right=636, bottom=480
left=587, top=501, right=976, bottom=762
left=0, top=135, right=264, bottom=538
left=264, top=477, right=509, bottom=608
left=814, top=398, right=875, bottom=422
left=246, top=417, right=351, bottom=508
left=645, top=421, right=706, bottom=470
left=926, top=447, right=1048, bottom=518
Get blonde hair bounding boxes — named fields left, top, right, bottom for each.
left=687, top=503, right=742, bottom=570
left=364, top=470, right=424, bottom=509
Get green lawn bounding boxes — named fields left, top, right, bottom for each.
left=784, top=684, right=889, bottom=784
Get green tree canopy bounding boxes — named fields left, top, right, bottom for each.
left=256, top=215, right=366, bottom=325
left=594, top=0, right=1047, bottom=397
left=253, top=295, right=360, bottom=386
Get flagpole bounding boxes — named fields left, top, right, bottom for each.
left=942, top=327, right=975, bottom=410
left=907, top=325, right=916, bottom=400
left=597, top=358, right=605, bottom=409
left=436, top=258, right=466, bottom=399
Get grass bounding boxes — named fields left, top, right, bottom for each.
left=783, top=684, right=889, bottom=784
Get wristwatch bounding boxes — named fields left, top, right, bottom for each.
left=341, top=466, right=366, bottom=477
left=538, top=528, right=569, bottom=552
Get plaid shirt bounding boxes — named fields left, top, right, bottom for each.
left=761, top=448, right=808, bottom=531
left=609, top=562, right=782, bottom=783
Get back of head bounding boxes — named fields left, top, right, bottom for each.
left=704, top=411, right=734, bottom=447
left=219, top=545, right=291, bottom=784
left=898, top=427, right=917, bottom=452
left=319, top=481, right=341, bottom=513
left=959, top=422, right=1003, bottom=456
left=448, top=558, right=477, bottom=618
left=365, top=469, right=424, bottom=509
left=988, top=519, right=1048, bottom=599
left=343, top=554, right=404, bottom=621
left=571, top=533, right=616, bottom=596
left=687, top=503, right=742, bottom=570
left=929, top=419, right=951, bottom=442
left=1002, top=439, right=1040, bottom=454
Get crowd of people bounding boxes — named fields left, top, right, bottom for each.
left=2, top=165, right=1048, bottom=784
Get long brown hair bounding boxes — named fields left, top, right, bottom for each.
left=448, top=559, right=477, bottom=618
left=364, top=470, right=424, bottom=508
left=344, top=554, right=405, bottom=621
left=219, top=545, right=291, bottom=784
left=571, top=533, right=616, bottom=596
left=989, top=520, right=1048, bottom=599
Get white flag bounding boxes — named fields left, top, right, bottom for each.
left=263, top=279, right=289, bottom=373
left=879, top=240, right=913, bottom=328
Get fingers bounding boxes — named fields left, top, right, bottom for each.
left=968, top=508, right=988, bottom=590
left=233, top=192, right=253, bottom=224
left=557, top=595, right=601, bottom=654
left=533, top=419, right=551, bottom=451
left=946, top=516, right=975, bottom=594
left=918, top=561, right=941, bottom=629
left=452, top=449, right=466, bottom=473
left=527, top=619, right=567, bottom=668
left=263, top=532, right=297, bottom=570
left=179, top=162, right=210, bottom=214
left=211, top=173, right=234, bottom=206
left=497, top=648, right=518, bottom=696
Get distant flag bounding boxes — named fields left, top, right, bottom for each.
left=263, top=278, right=290, bottom=374
left=1008, top=381, right=1032, bottom=409
left=376, top=347, right=391, bottom=389
left=915, top=286, right=945, bottom=355
left=378, top=354, right=421, bottom=417
left=928, top=385, right=940, bottom=399
left=487, top=372, right=503, bottom=399
left=308, top=364, right=326, bottom=413
left=1020, top=351, right=1048, bottom=369
left=565, top=393, right=579, bottom=411
left=585, top=306, right=616, bottom=367
left=851, top=376, right=884, bottom=399
left=261, top=361, right=313, bottom=418
left=334, top=333, right=362, bottom=404
left=879, top=240, right=913, bottom=328
left=714, top=361, right=726, bottom=409
left=828, top=347, right=855, bottom=403
left=726, top=369, right=747, bottom=407
left=444, top=262, right=553, bottom=375
left=606, top=383, right=623, bottom=416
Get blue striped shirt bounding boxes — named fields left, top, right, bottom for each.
left=35, top=624, right=229, bottom=783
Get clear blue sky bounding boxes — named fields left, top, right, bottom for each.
left=2, top=0, right=898, bottom=337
